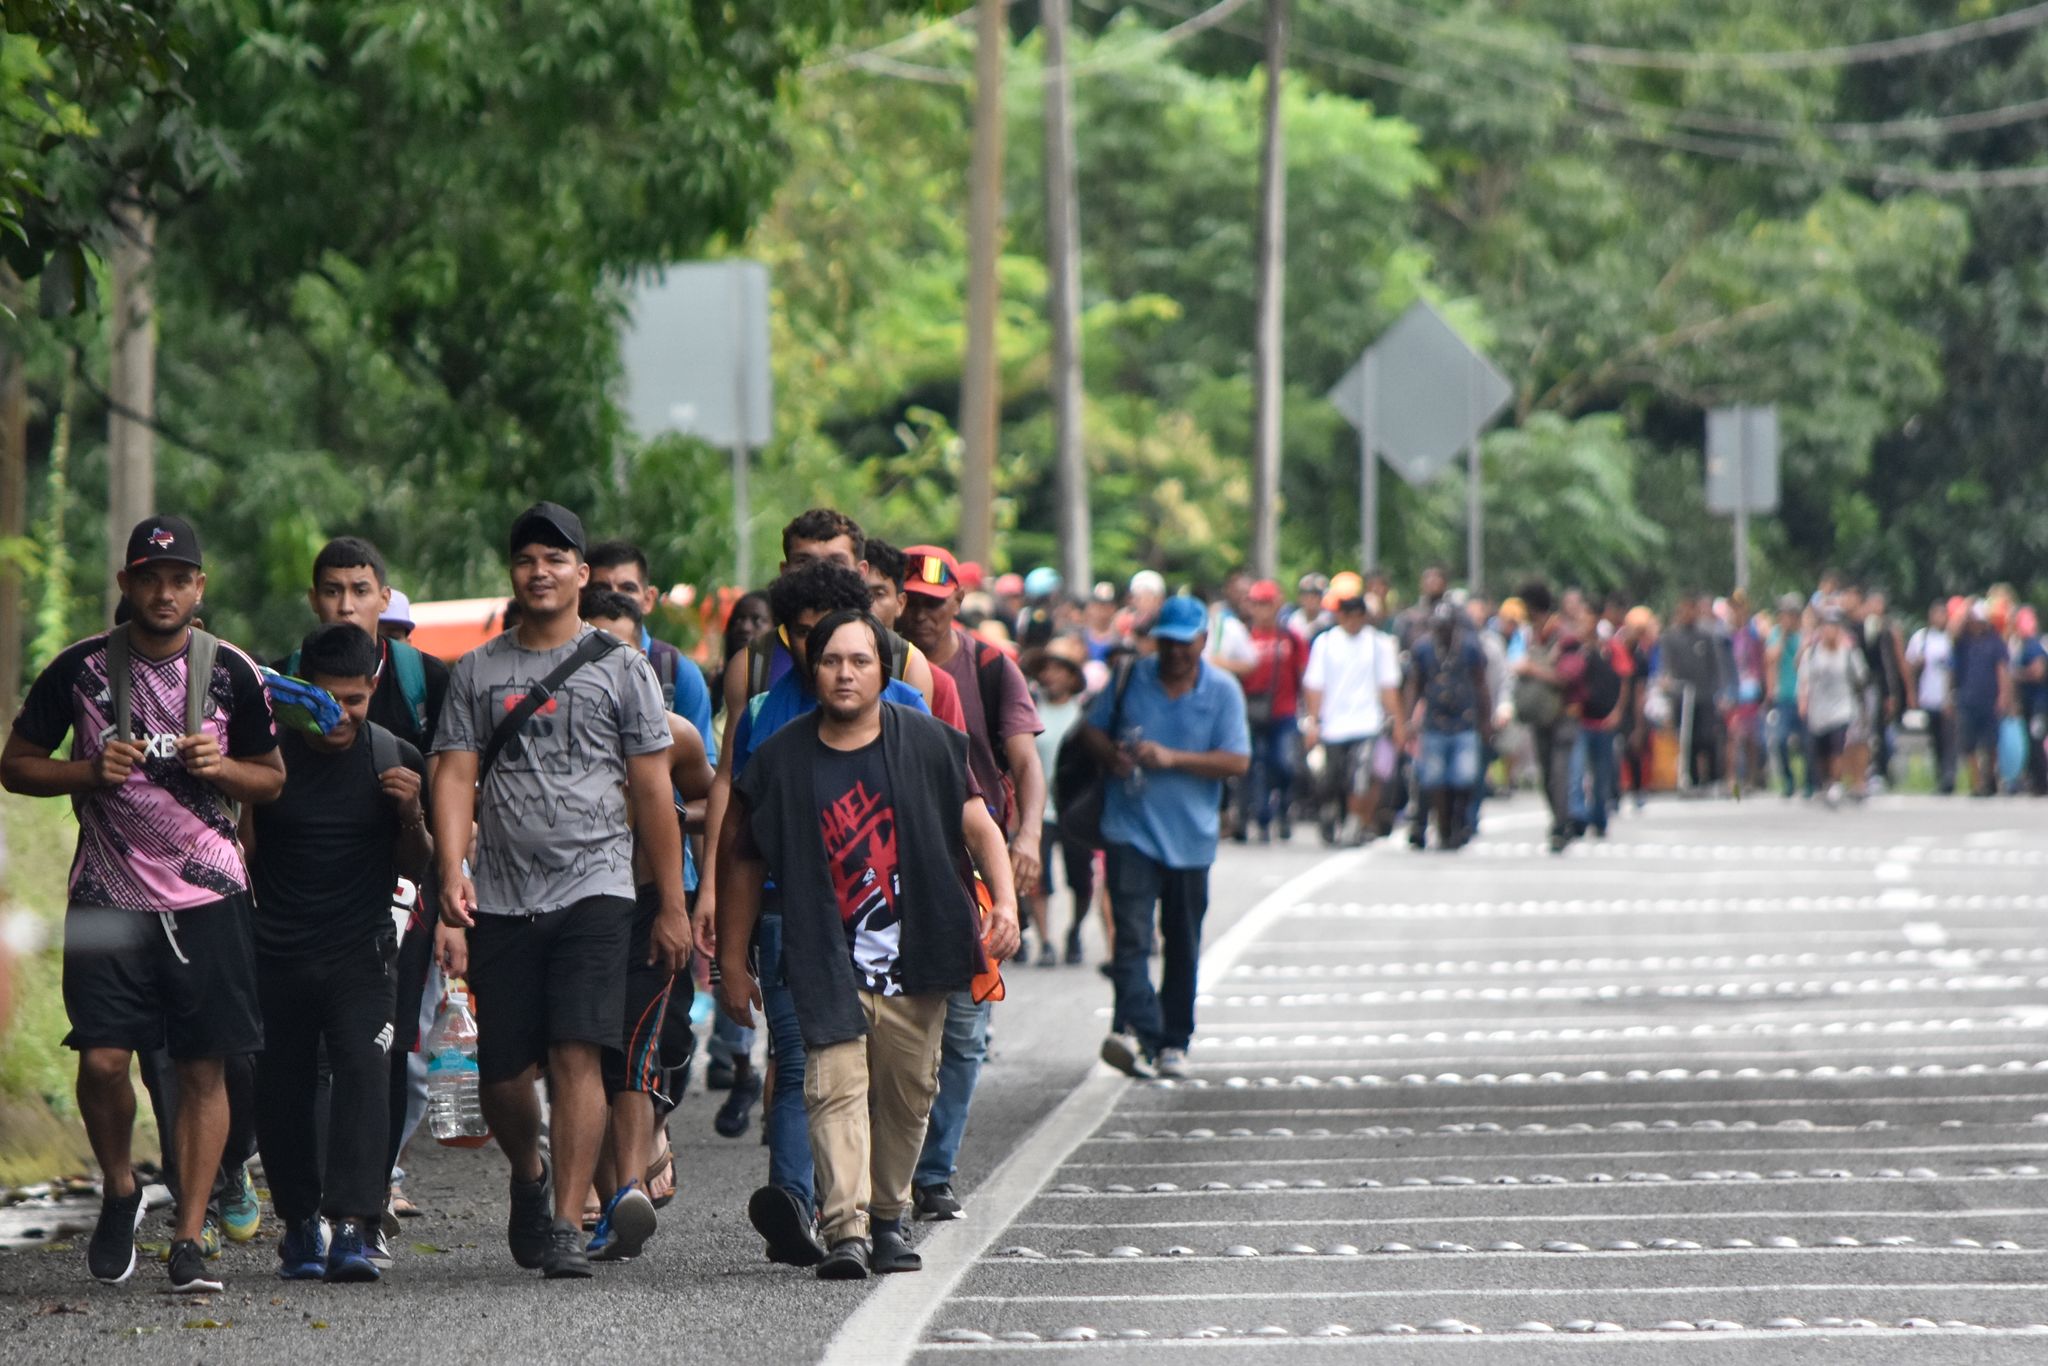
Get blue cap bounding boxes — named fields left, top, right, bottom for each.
left=1024, top=566, right=1062, bottom=599
left=1149, top=594, right=1207, bottom=643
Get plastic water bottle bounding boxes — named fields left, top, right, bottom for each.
left=426, top=989, right=490, bottom=1148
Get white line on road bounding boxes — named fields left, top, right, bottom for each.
left=1008, top=1208, right=2048, bottom=1231
left=947, top=1282, right=2048, bottom=1304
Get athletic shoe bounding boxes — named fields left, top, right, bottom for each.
left=1036, top=942, right=1057, bottom=968
left=1154, top=1047, right=1189, bottom=1080
left=871, top=1225, right=921, bottom=1274
left=508, top=1160, right=553, bottom=1270
left=88, top=1177, right=146, bottom=1284
left=714, top=1071, right=763, bottom=1139
left=379, top=1203, right=401, bottom=1241
left=816, top=1237, right=870, bottom=1281
left=747, top=1185, right=827, bottom=1267
left=1099, top=1032, right=1158, bottom=1080
left=276, top=1215, right=328, bottom=1280
left=365, top=1224, right=394, bottom=1270
left=706, top=1060, right=737, bottom=1091
left=588, top=1184, right=657, bottom=1262
left=219, top=1164, right=261, bottom=1243
left=166, top=1239, right=224, bottom=1294
left=324, top=1222, right=381, bottom=1283
left=912, top=1183, right=964, bottom=1222
left=1063, top=931, right=1083, bottom=966
left=542, top=1219, right=593, bottom=1279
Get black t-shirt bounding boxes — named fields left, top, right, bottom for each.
left=249, top=726, right=424, bottom=959
left=272, top=638, right=450, bottom=752
left=812, top=736, right=905, bottom=996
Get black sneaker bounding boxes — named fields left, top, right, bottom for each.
left=816, top=1237, right=870, bottom=1280
left=912, top=1183, right=964, bottom=1222
left=871, top=1225, right=922, bottom=1274
left=166, top=1238, right=224, bottom=1293
left=714, top=1071, right=763, bottom=1139
left=541, top=1219, right=593, bottom=1279
left=88, top=1176, right=146, bottom=1284
left=706, top=1060, right=737, bottom=1091
left=747, top=1185, right=826, bottom=1267
left=508, top=1160, right=553, bottom=1270
left=1063, top=931, right=1083, bottom=966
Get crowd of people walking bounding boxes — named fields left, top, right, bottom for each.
left=3, top=503, right=2028, bottom=1296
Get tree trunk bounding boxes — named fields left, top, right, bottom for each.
left=958, top=0, right=1007, bottom=569
left=0, top=274, right=26, bottom=716
left=106, top=184, right=158, bottom=618
left=1043, top=0, right=1090, bottom=592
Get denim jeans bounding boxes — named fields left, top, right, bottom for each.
left=1234, top=716, right=1299, bottom=830
left=912, top=992, right=990, bottom=1188
left=709, top=1012, right=755, bottom=1070
left=1768, top=703, right=1813, bottom=797
left=1104, top=844, right=1211, bottom=1055
left=1569, top=728, right=1618, bottom=833
left=753, top=913, right=814, bottom=1215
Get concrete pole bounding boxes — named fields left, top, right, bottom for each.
left=1248, top=0, right=1289, bottom=579
left=106, top=183, right=158, bottom=615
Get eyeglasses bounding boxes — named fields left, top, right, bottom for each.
left=906, top=554, right=957, bottom=591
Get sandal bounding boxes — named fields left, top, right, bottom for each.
left=645, top=1143, right=677, bottom=1210
left=581, top=1188, right=604, bottom=1232
left=388, top=1185, right=422, bottom=1219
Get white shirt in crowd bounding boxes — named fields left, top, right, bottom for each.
left=1205, top=606, right=1256, bottom=668
left=1302, top=622, right=1402, bottom=743
left=1905, top=627, right=1953, bottom=710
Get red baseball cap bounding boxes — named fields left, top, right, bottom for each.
left=1247, top=578, right=1282, bottom=604
left=902, top=545, right=964, bottom=599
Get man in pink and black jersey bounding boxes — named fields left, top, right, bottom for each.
left=2, top=516, right=284, bottom=1295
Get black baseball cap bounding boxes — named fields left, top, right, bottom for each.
left=508, top=501, right=585, bottom=557
left=124, top=515, right=202, bottom=570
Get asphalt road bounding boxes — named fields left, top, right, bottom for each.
left=8, top=794, right=2048, bottom=1365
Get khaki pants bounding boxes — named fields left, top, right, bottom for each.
left=805, top=991, right=948, bottom=1244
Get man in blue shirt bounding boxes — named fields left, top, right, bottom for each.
left=1079, top=595, right=1250, bottom=1080
left=714, top=563, right=930, bottom=1270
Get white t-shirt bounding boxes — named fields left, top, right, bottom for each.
left=1205, top=608, right=1256, bottom=667
left=1906, top=627, right=1953, bottom=710
left=1033, top=695, right=1084, bottom=821
left=1302, top=623, right=1402, bottom=743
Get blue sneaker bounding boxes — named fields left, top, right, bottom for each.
left=587, top=1181, right=656, bottom=1262
left=277, top=1216, right=327, bottom=1281
left=324, top=1221, right=381, bottom=1283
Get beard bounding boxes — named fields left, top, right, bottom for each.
left=129, top=602, right=198, bottom=640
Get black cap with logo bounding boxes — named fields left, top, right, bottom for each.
left=124, top=515, right=203, bottom=570
left=508, top=501, right=586, bottom=557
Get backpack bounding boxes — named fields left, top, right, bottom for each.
left=1581, top=641, right=1624, bottom=722
left=967, top=635, right=1022, bottom=829
left=286, top=637, right=429, bottom=741
left=1052, top=659, right=1135, bottom=850
left=1420, top=636, right=1475, bottom=723
left=106, top=623, right=232, bottom=821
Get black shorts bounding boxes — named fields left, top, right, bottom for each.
left=1811, top=725, right=1849, bottom=764
left=600, top=886, right=679, bottom=1099
left=63, top=894, right=264, bottom=1060
left=466, top=895, right=634, bottom=1084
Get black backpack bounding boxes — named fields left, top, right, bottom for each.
left=1052, top=660, right=1135, bottom=850
left=1581, top=641, right=1624, bottom=722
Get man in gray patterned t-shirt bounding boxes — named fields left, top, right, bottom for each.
left=430, top=502, right=688, bottom=1280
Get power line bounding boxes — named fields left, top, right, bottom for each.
left=815, top=0, right=1259, bottom=86
left=802, top=4, right=981, bottom=78
left=1112, top=0, right=2048, bottom=192
left=1560, top=2, right=2048, bottom=72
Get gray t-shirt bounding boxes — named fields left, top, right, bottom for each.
left=436, top=627, right=670, bottom=915
left=1801, top=641, right=1866, bottom=734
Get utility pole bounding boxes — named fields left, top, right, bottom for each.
left=106, top=181, right=158, bottom=615
left=958, top=0, right=1007, bottom=568
left=0, top=274, right=25, bottom=716
left=1248, top=0, right=1288, bottom=579
left=1042, top=0, right=1090, bottom=590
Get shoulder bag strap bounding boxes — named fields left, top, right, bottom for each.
left=367, top=720, right=402, bottom=778
left=475, top=633, right=621, bottom=785
left=107, top=624, right=134, bottom=742
left=185, top=629, right=220, bottom=735
left=390, top=640, right=430, bottom=732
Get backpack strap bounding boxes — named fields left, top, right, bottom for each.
left=285, top=647, right=302, bottom=677
left=366, top=720, right=403, bottom=778
left=389, top=639, right=430, bottom=735
left=885, top=627, right=910, bottom=680
left=184, top=628, right=220, bottom=735
left=971, top=637, right=1012, bottom=774
left=746, top=632, right=775, bottom=699
left=107, top=624, right=134, bottom=742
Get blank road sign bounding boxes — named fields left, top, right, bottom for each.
left=1329, top=300, right=1512, bottom=487
left=1705, top=405, right=1779, bottom=514
left=620, top=261, right=773, bottom=448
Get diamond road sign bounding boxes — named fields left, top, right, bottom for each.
left=1328, top=300, right=1513, bottom=487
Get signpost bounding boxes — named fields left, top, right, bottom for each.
left=1705, top=404, right=1780, bottom=592
left=620, top=261, right=773, bottom=586
left=1328, top=301, right=1511, bottom=588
